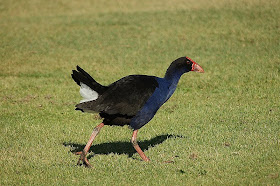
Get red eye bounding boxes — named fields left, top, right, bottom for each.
left=186, top=57, right=195, bottom=64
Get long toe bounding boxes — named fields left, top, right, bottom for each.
left=83, top=157, right=92, bottom=168
left=75, top=151, right=83, bottom=155
left=76, top=153, right=92, bottom=168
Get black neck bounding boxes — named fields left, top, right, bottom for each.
left=164, top=64, right=187, bottom=83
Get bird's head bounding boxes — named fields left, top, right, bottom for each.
left=185, top=57, right=204, bottom=73
left=164, top=57, right=204, bottom=80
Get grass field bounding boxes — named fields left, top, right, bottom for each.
left=1, top=0, right=279, bottom=185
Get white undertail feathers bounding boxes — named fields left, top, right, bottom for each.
left=79, top=83, right=99, bottom=103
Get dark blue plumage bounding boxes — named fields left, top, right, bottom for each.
left=130, top=74, right=183, bottom=129
left=71, top=56, right=204, bottom=166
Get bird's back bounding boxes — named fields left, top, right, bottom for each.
left=76, top=75, right=159, bottom=119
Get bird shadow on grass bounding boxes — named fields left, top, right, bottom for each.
left=63, top=134, right=186, bottom=160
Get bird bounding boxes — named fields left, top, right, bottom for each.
left=71, top=56, right=204, bottom=167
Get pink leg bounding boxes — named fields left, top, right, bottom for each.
left=131, top=130, right=150, bottom=162
left=76, top=123, right=104, bottom=168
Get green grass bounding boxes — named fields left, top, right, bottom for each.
left=1, top=0, right=279, bottom=185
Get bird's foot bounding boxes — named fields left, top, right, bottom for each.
left=75, top=151, right=92, bottom=168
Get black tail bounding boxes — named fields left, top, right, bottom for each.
left=71, top=66, right=107, bottom=94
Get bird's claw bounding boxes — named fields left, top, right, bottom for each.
left=75, top=151, right=92, bottom=168
left=75, top=151, right=82, bottom=155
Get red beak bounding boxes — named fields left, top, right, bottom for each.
left=191, top=62, right=204, bottom=73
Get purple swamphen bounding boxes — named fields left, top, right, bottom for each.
left=71, top=57, right=204, bottom=167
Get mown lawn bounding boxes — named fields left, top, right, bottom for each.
left=0, top=0, right=279, bottom=185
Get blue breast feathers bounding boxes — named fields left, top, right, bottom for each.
left=130, top=77, right=179, bottom=130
